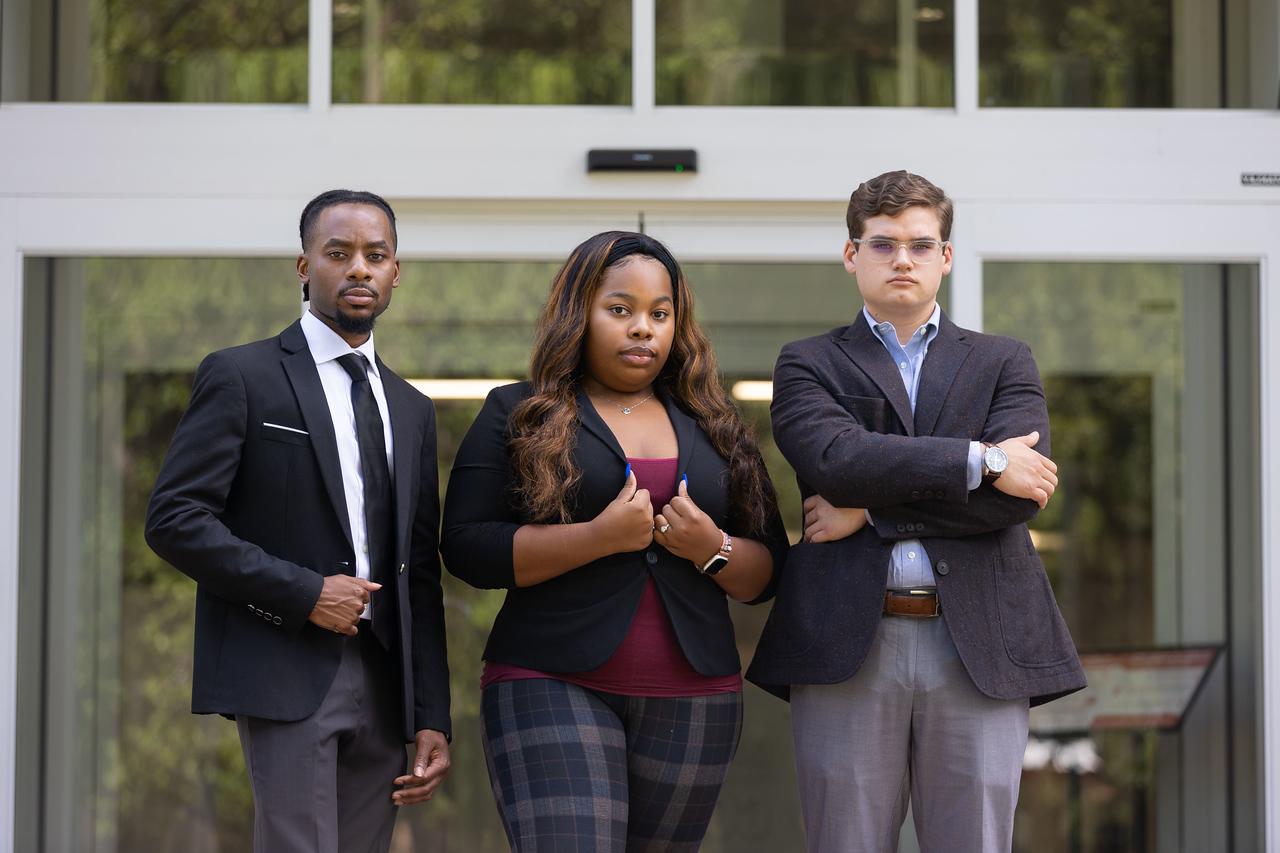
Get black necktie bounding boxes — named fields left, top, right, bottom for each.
left=337, top=352, right=395, bottom=650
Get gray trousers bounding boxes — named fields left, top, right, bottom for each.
left=237, top=630, right=407, bottom=853
left=791, top=614, right=1029, bottom=853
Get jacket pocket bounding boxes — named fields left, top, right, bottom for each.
left=260, top=421, right=311, bottom=446
left=994, top=556, right=1076, bottom=668
left=836, top=394, right=893, bottom=433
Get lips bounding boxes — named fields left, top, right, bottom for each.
left=620, top=346, right=657, bottom=365
left=340, top=286, right=376, bottom=307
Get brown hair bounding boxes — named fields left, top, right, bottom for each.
left=846, top=170, right=954, bottom=241
left=507, top=231, right=778, bottom=535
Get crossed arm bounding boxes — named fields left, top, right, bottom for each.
left=773, top=340, right=1058, bottom=543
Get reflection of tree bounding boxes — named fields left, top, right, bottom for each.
left=332, top=0, right=631, bottom=104
left=656, top=0, right=954, bottom=106
left=90, top=0, right=308, bottom=101
left=979, top=0, right=1172, bottom=106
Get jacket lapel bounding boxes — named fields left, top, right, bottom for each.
left=280, top=321, right=354, bottom=551
left=575, top=386, right=628, bottom=465
left=378, top=359, right=417, bottom=558
left=914, top=313, right=973, bottom=437
left=835, top=317, right=916, bottom=436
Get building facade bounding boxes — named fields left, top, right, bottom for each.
left=1, top=0, right=1279, bottom=850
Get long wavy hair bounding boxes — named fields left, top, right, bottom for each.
left=508, top=231, right=778, bottom=535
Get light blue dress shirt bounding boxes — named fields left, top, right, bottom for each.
left=862, top=306, right=983, bottom=589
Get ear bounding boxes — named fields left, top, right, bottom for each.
left=940, top=241, right=954, bottom=276
left=842, top=239, right=858, bottom=276
left=296, top=255, right=309, bottom=300
left=391, top=258, right=401, bottom=289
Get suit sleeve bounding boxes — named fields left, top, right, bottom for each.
left=868, top=341, right=1050, bottom=539
left=770, top=342, right=971, bottom=508
left=439, top=388, right=521, bottom=589
left=409, top=396, right=452, bottom=737
left=144, top=352, right=324, bottom=630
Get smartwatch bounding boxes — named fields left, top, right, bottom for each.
left=982, top=442, right=1009, bottom=481
left=700, top=530, right=733, bottom=576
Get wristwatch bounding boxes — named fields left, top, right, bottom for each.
left=700, top=530, right=733, bottom=576
left=982, top=442, right=1009, bottom=481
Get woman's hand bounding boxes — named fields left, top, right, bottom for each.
left=802, top=494, right=867, bottom=543
left=654, top=479, right=724, bottom=566
left=588, top=471, right=654, bottom=554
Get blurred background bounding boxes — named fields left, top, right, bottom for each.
left=2, top=0, right=1278, bottom=850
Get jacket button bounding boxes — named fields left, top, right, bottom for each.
left=896, top=524, right=906, bottom=533
left=645, top=551, right=658, bottom=566
left=936, top=560, right=950, bottom=575
left=911, top=490, right=920, bottom=499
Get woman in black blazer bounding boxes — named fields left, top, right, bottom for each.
left=442, top=231, right=788, bottom=852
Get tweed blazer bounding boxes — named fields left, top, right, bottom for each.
left=747, top=311, right=1085, bottom=706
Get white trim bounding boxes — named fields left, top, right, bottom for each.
left=632, top=0, right=655, bottom=112
left=308, top=0, right=332, bottom=111
left=1263, top=246, right=1280, bottom=853
left=953, top=0, right=979, bottom=112
left=0, top=212, right=20, bottom=853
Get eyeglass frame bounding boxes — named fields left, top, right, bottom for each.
left=849, top=237, right=951, bottom=264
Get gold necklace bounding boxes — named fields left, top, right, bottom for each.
left=596, top=391, right=654, bottom=415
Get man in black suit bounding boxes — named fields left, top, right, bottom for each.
left=146, top=190, right=451, bottom=853
left=748, top=171, right=1084, bottom=852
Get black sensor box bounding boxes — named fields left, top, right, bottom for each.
left=587, top=149, right=697, bottom=173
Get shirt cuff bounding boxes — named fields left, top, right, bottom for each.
left=967, top=441, right=984, bottom=491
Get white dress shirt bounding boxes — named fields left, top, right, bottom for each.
left=300, top=310, right=395, bottom=618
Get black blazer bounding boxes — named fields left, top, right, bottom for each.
left=441, top=382, right=789, bottom=677
left=144, top=320, right=451, bottom=741
left=747, top=312, right=1085, bottom=707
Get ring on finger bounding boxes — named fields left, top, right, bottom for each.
left=659, top=523, right=671, bottom=534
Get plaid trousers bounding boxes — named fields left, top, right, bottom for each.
left=481, top=678, right=743, bottom=852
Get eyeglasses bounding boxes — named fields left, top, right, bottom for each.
left=851, top=238, right=948, bottom=264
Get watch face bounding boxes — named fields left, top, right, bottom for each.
left=702, top=555, right=730, bottom=576
left=985, top=446, right=1009, bottom=474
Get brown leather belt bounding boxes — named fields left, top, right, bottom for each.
left=883, top=588, right=940, bottom=618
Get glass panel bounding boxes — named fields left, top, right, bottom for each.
left=979, top=0, right=1279, bottom=107
left=1, top=0, right=307, bottom=102
left=332, top=0, right=632, bottom=104
left=656, top=0, right=955, bottom=106
left=26, top=253, right=928, bottom=850
left=984, top=262, right=1261, bottom=851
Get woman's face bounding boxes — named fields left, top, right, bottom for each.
left=581, top=256, right=676, bottom=394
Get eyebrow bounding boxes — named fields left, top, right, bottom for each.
left=603, top=291, right=673, bottom=304
left=321, top=238, right=392, bottom=250
left=864, top=234, right=942, bottom=242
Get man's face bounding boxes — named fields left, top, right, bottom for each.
left=843, top=206, right=952, bottom=322
left=297, top=203, right=399, bottom=345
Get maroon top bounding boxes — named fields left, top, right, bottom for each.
left=481, top=456, right=743, bottom=696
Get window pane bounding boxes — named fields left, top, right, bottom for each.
left=332, top=0, right=632, bottom=104
left=1, top=0, right=307, bottom=102
left=979, top=0, right=1278, bottom=108
left=984, top=262, right=1262, bottom=851
left=657, top=0, right=955, bottom=106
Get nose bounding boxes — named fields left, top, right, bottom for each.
left=892, top=244, right=913, bottom=270
left=629, top=314, right=653, bottom=339
left=347, top=253, right=373, bottom=280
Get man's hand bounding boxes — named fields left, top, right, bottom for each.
left=307, top=575, right=380, bottom=636
left=393, top=729, right=451, bottom=805
left=993, top=431, right=1058, bottom=509
left=589, top=471, right=655, bottom=555
left=802, top=494, right=868, bottom=543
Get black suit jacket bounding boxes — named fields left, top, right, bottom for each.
left=145, top=320, right=451, bottom=741
left=747, top=312, right=1085, bottom=706
left=441, top=382, right=789, bottom=676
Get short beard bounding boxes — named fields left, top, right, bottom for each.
left=335, top=310, right=377, bottom=335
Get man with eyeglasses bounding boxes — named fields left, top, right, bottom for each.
left=748, top=170, right=1084, bottom=852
